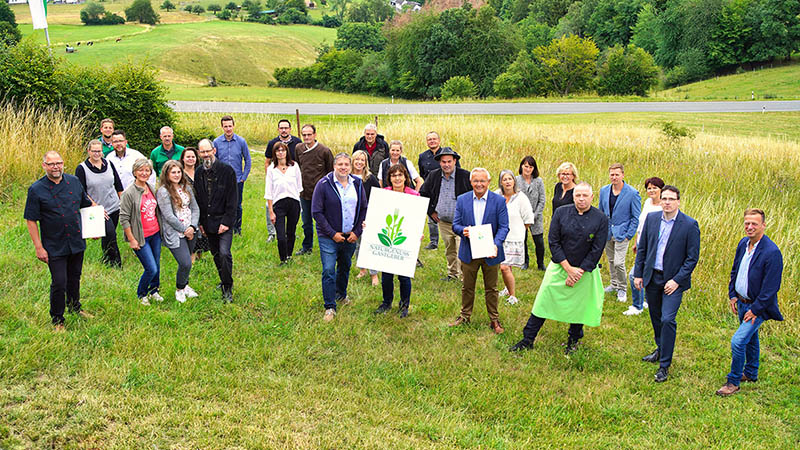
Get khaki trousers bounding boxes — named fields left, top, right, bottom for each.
left=438, top=221, right=461, bottom=279
left=605, top=238, right=630, bottom=291
left=460, top=258, right=499, bottom=321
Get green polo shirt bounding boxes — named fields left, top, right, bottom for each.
left=99, top=136, right=115, bottom=157
left=149, top=143, right=185, bottom=176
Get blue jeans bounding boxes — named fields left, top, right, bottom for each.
left=319, top=236, right=356, bottom=310
left=727, top=300, right=764, bottom=386
left=645, top=270, right=683, bottom=369
left=134, top=232, right=161, bottom=298
left=629, top=267, right=645, bottom=310
left=300, top=197, right=314, bottom=251
left=381, top=272, right=411, bottom=307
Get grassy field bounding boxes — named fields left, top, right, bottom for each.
left=1, top=110, right=799, bottom=448
left=21, top=20, right=335, bottom=86
left=167, top=83, right=395, bottom=103
left=656, top=60, right=800, bottom=101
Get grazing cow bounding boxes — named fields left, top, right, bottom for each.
left=115, top=38, right=122, bottom=42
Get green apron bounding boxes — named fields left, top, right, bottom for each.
left=531, top=262, right=604, bottom=326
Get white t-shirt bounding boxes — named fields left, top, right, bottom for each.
left=107, top=148, right=155, bottom=189
left=635, top=197, right=663, bottom=245
left=495, top=191, right=534, bottom=242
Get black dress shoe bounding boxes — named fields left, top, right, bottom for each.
left=642, top=349, right=660, bottom=363
left=424, top=242, right=438, bottom=250
left=509, top=340, right=533, bottom=352
left=373, top=304, right=391, bottom=315
left=654, top=367, right=669, bottom=383
left=398, top=306, right=409, bottom=318
left=564, top=338, right=580, bottom=355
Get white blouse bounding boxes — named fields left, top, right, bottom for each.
left=497, top=191, right=535, bottom=242
left=635, top=197, right=663, bottom=245
left=264, top=164, right=303, bottom=203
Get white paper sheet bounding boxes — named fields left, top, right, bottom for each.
left=468, top=224, right=495, bottom=259
left=80, top=206, right=106, bottom=239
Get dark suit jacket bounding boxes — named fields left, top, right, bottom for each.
left=194, top=159, right=238, bottom=233
left=419, top=167, right=472, bottom=218
left=728, top=235, right=783, bottom=321
left=453, top=191, right=509, bottom=266
left=634, top=210, right=700, bottom=292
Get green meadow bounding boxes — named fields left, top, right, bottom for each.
left=1, top=109, right=799, bottom=448
left=658, top=61, right=800, bottom=101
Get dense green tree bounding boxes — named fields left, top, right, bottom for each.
left=533, top=34, right=598, bottom=95
left=279, top=0, right=308, bottom=13
left=0, top=21, right=21, bottom=47
left=335, top=22, right=386, bottom=51
left=329, top=0, right=352, bottom=21
left=630, top=3, right=659, bottom=55
left=160, top=0, right=176, bottom=11
left=528, top=0, right=576, bottom=26
left=208, top=4, right=222, bottom=12
left=346, top=0, right=394, bottom=23
left=493, top=50, right=548, bottom=97
left=125, top=0, right=160, bottom=24
left=440, top=75, right=476, bottom=100
left=225, top=2, right=239, bottom=10
left=218, top=8, right=233, bottom=19
left=184, top=5, right=194, bottom=12
left=595, top=44, right=659, bottom=95
left=192, top=5, right=206, bottom=14
left=585, top=0, right=644, bottom=48
left=708, top=0, right=751, bottom=69
left=81, top=2, right=107, bottom=23
left=746, top=0, right=800, bottom=62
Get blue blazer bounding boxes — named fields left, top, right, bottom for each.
left=453, top=191, right=509, bottom=266
left=728, top=235, right=783, bottom=321
left=598, top=182, right=641, bottom=241
left=634, top=210, right=701, bottom=292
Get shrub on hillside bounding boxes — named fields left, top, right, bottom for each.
left=80, top=3, right=125, bottom=25
left=595, top=44, right=659, bottom=96
left=0, top=1, right=21, bottom=46
left=335, top=22, right=386, bottom=52
left=173, top=125, right=216, bottom=149
left=440, top=76, right=476, bottom=100
left=0, top=41, right=174, bottom=152
left=126, top=0, right=160, bottom=25
left=493, top=50, right=549, bottom=98
left=313, top=14, right=342, bottom=28
left=277, top=8, right=309, bottom=24
left=533, top=34, right=598, bottom=95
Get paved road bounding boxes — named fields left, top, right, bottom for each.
left=170, top=100, right=800, bottom=115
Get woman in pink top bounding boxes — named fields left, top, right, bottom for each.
left=374, top=164, right=419, bottom=318
left=120, top=159, right=162, bottom=305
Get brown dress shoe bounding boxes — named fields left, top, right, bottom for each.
left=716, top=382, right=740, bottom=397
left=449, top=316, right=469, bottom=327
left=490, top=320, right=504, bottom=334
left=78, top=310, right=95, bottom=319
left=741, top=374, right=757, bottom=383
left=53, top=324, right=66, bottom=333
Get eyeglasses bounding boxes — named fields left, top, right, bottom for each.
left=390, top=173, right=405, bottom=178
left=44, top=162, right=64, bottom=167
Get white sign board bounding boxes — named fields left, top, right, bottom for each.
left=356, top=189, right=429, bottom=278
left=80, top=206, right=106, bottom=239
left=468, top=224, right=496, bottom=259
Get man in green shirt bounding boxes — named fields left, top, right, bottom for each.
left=99, top=118, right=116, bottom=156
left=149, top=126, right=184, bottom=176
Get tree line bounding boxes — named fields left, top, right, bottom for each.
left=274, top=0, right=800, bottom=99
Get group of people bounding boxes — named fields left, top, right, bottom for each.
left=24, top=118, right=784, bottom=395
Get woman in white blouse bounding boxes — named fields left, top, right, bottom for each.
left=265, top=142, right=303, bottom=265
left=625, top=176, right=665, bottom=316
left=496, top=170, right=534, bottom=305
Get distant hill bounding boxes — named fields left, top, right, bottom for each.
left=657, top=59, right=800, bottom=101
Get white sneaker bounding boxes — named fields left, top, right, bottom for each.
left=506, top=295, right=519, bottom=305
left=604, top=285, right=616, bottom=293
left=175, top=289, right=187, bottom=304
left=183, top=285, right=199, bottom=298
left=617, top=290, right=628, bottom=302
left=323, top=308, right=336, bottom=322
left=150, top=292, right=165, bottom=303
left=499, top=287, right=509, bottom=297
left=643, top=302, right=649, bottom=309
left=623, top=305, right=643, bottom=315
left=140, top=296, right=150, bottom=306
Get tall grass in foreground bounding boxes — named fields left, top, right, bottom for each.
left=1, top=113, right=798, bottom=448
left=0, top=101, right=88, bottom=201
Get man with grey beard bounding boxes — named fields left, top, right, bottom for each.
left=194, top=139, right=238, bottom=303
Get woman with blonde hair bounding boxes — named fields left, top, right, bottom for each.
left=552, top=161, right=578, bottom=215
left=496, top=170, right=534, bottom=305
left=352, top=150, right=381, bottom=285
left=157, top=159, right=200, bottom=303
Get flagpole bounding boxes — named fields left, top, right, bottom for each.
left=44, top=27, right=52, bottom=56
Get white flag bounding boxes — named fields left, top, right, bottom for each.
left=29, top=0, right=49, bottom=30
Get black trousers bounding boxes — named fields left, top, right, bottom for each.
left=207, top=229, right=234, bottom=289
left=101, top=210, right=122, bottom=267
left=47, top=251, right=84, bottom=324
left=524, top=231, right=545, bottom=268
left=273, top=198, right=300, bottom=262
left=520, top=313, right=584, bottom=345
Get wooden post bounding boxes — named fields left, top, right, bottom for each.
left=296, top=109, right=301, bottom=133
left=374, top=115, right=378, bottom=128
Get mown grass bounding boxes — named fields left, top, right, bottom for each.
left=1, top=112, right=799, bottom=448
left=657, top=59, right=800, bottom=101
left=167, top=84, right=395, bottom=103
left=11, top=2, right=208, bottom=25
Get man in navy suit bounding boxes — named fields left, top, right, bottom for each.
left=634, top=185, right=700, bottom=382
left=599, top=163, right=641, bottom=303
left=716, top=209, right=783, bottom=396
left=449, top=168, right=509, bottom=334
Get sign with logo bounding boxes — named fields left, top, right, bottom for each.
left=80, top=206, right=106, bottom=239
left=357, top=189, right=429, bottom=278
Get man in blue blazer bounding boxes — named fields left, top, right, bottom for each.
left=449, top=168, right=509, bottom=334
left=599, top=163, right=641, bottom=304
left=716, top=209, right=783, bottom=396
left=634, top=185, right=700, bottom=382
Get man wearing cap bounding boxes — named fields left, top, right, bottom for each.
left=419, top=147, right=471, bottom=281
left=418, top=132, right=460, bottom=250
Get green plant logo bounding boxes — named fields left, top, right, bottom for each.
left=378, top=209, right=407, bottom=248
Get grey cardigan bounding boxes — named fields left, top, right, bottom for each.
left=156, top=185, right=200, bottom=249
left=119, top=182, right=158, bottom=246
left=516, top=175, right=546, bottom=235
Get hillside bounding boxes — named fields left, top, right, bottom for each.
left=657, top=60, right=800, bottom=101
